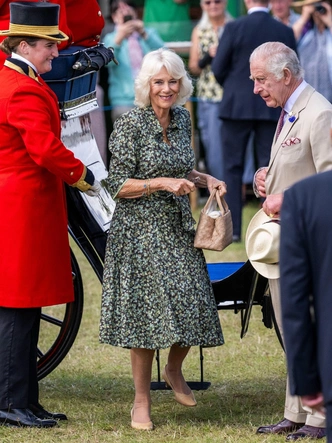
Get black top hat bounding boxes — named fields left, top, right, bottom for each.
left=0, top=2, right=68, bottom=41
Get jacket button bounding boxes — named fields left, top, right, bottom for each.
left=98, top=10, right=102, bottom=16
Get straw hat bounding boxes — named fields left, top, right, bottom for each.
left=291, top=0, right=323, bottom=8
left=245, top=209, right=280, bottom=279
left=0, top=2, right=68, bottom=42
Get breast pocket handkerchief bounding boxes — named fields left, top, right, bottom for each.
left=281, top=137, right=301, bottom=147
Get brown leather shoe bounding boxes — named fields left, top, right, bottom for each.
left=286, top=425, right=326, bottom=440
left=257, top=418, right=305, bottom=435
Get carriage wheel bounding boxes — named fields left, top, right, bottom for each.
left=37, top=249, right=84, bottom=380
left=271, top=303, right=285, bottom=352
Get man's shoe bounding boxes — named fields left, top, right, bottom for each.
left=286, top=425, right=326, bottom=440
left=0, top=408, right=57, bottom=427
left=29, top=403, right=67, bottom=421
left=257, top=418, right=305, bottom=435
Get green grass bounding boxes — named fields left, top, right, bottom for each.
left=0, top=201, right=288, bottom=442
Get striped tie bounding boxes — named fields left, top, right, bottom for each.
left=275, top=108, right=286, bottom=140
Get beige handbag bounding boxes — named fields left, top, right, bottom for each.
left=194, top=189, right=233, bottom=251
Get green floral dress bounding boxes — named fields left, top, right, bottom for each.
left=99, top=106, right=224, bottom=349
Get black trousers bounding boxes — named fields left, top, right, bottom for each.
left=0, top=307, right=41, bottom=409
left=326, top=402, right=332, bottom=442
left=221, top=119, right=276, bottom=237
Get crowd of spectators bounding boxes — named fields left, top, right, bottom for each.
left=99, top=0, right=332, bottom=228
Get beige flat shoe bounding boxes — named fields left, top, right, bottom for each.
left=162, top=365, right=197, bottom=407
left=130, top=408, right=154, bottom=431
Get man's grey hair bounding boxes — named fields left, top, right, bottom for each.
left=250, top=42, right=304, bottom=81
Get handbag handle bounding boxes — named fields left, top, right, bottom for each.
left=204, top=188, right=229, bottom=216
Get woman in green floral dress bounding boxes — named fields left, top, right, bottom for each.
left=100, top=48, right=226, bottom=430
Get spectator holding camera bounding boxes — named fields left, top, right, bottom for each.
left=104, top=0, right=164, bottom=123
left=270, top=0, right=300, bottom=26
left=292, top=0, right=332, bottom=102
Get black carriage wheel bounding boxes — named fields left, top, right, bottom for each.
left=37, top=249, right=84, bottom=380
left=271, top=303, right=285, bottom=352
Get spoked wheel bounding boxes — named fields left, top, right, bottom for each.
left=271, top=301, right=285, bottom=352
left=37, top=249, right=84, bottom=380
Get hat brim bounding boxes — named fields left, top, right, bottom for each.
left=291, top=0, right=319, bottom=8
left=245, top=208, right=280, bottom=280
left=0, top=30, right=69, bottom=41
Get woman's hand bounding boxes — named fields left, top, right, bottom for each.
left=133, top=20, right=147, bottom=38
left=314, top=1, right=332, bottom=29
left=208, top=45, right=218, bottom=58
left=158, top=177, right=196, bottom=196
left=206, top=175, right=227, bottom=196
left=187, top=170, right=226, bottom=196
left=114, top=21, right=137, bottom=44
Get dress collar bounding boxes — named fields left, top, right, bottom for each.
left=144, top=106, right=186, bottom=132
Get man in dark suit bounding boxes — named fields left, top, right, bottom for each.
left=211, top=0, right=296, bottom=241
left=280, top=170, right=332, bottom=442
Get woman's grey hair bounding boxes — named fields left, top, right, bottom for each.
left=250, top=42, right=304, bottom=81
left=135, top=48, right=193, bottom=108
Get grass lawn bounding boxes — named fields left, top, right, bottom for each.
left=0, top=200, right=288, bottom=442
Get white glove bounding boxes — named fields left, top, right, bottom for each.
left=84, top=180, right=101, bottom=197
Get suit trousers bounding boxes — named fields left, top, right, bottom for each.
left=221, top=119, right=276, bottom=238
left=269, top=279, right=325, bottom=427
left=326, top=402, right=332, bottom=442
left=197, top=100, right=224, bottom=181
left=0, top=307, right=41, bottom=409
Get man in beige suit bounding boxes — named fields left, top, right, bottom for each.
left=250, top=41, right=332, bottom=441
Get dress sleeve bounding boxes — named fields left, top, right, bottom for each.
left=106, top=114, right=138, bottom=199
left=182, top=107, right=193, bottom=142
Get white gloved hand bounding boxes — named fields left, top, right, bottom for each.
left=84, top=180, right=101, bottom=197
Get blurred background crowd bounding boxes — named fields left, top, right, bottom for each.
left=97, top=0, right=332, bottom=203
left=2, top=0, right=330, bottom=235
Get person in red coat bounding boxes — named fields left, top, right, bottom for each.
left=0, top=0, right=105, bottom=67
left=64, top=0, right=104, bottom=48
left=0, top=2, right=100, bottom=428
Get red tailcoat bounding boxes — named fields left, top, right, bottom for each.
left=0, top=64, right=85, bottom=307
left=65, top=0, right=104, bottom=48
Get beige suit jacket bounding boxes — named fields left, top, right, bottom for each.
left=266, top=84, right=332, bottom=195
left=265, top=85, right=330, bottom=425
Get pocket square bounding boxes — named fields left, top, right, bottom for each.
left=281, top=137, right=301, bottom=147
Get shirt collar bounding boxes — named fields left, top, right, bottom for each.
left=248, top=7, right=269, bottom=14
left=11, top=53, right=38, bottom=74
left=284, top=80, right=308, bottom=115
